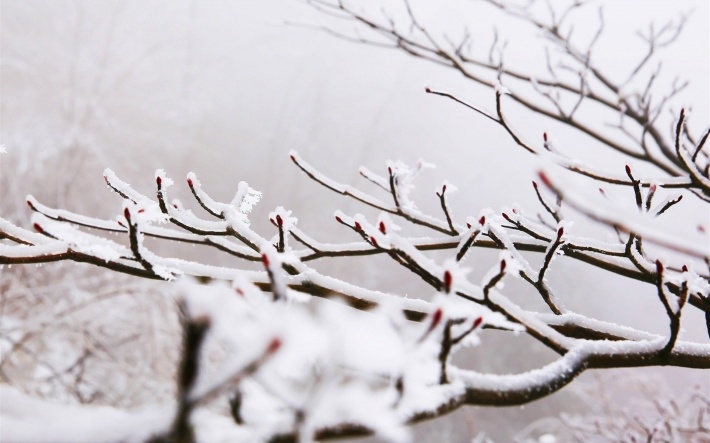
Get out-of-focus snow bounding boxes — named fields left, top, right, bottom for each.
left=0, top=385, right=172, bottom=443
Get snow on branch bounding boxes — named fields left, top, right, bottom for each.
left=290, top=150, right=458, bottom=235
left=2, top=1, right=710, bottom=441
left=538, top=169, right=709, bottom=260
left=4, top=131, right=710, bottom=443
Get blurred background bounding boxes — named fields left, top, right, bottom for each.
left=1, top=0, right=708, bottom=441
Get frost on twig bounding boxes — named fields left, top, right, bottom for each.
left=2, top=0, right=710, bottom=440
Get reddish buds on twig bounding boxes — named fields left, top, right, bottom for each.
left=261, top=253, right=270, bottom=268
left=266, top=338, right=282, bottom=355
left=472, top=317, right=483, bottom=329
left=378, top=221, right=386, bottom=234
left=430, top=308, right=442, bottom=329
left=443, top=270, right=453, bottom=294
left=33, top=223, right=44, bottom=234
left=537, top=171, right=552, bottom=188
left=275, top=214, right=283, bottom=227
left=418, top=308, right=443, bottom=343
left=156, top=176, right=162, bottom=186
left=557, top=227, right=564, bottom=239
left=123, top=207, right=131, bottom=223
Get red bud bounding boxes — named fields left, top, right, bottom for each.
left=276, top=214, right=283, bottom=227
left=443, top=270, right=453, bottom=293
left=266, top=338, right=282, bottom=355
left=430, top=308, right=442, bottom=329
left=682, top=265, right=689, bottom=272
left=187, top=178, right=193, bottom=188
left=370, top=236, right=378, bottom=247
left=655, top=259, right=664, bottom=274
left=138, top=209, right=145, bottom=214
left=472, top=317, right=483, bottom=329
left=123, top=207, right=131, bottom=222
left=335, top=215, right=343, bottom=223
left=26, top=199, right=35, bottom=210
left=354, top=221, right=362, bottom=231
left=378, top=221, right=386, bottom=234
left=625, top=165, right=632, bottom=175
left=538, top=171, right=552, bottom=187
left=557, top=227, right=564, bottom=238
left=33, top=223, right=44, bottom=234
left=479, top=216, right=486, bottom=226
left=532, top=181, right=538, bottom=190
left=235, top=288, right=244, bottom=297
left=425, top=86, right=431, bottom=93
left=500, top=260, right=507, bottom=272
left=262, top=253, right=270, bottom=267
left=290, top=154, right=296, bottom=162
left=156, top=176, right=162, bottom=186
left=543, top=132, right=548, bottom=141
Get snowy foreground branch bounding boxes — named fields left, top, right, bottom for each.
left=1, top=145, right=709, bottom=441
left=3, top=1, right=710, bottom=441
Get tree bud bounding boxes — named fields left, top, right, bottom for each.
left=443, top=270, right=453, bottom=293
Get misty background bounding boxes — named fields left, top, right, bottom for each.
left=1, top=0, right=708, bottom=441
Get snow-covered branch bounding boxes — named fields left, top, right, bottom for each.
left=2, top=1, right=710, bottom=441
